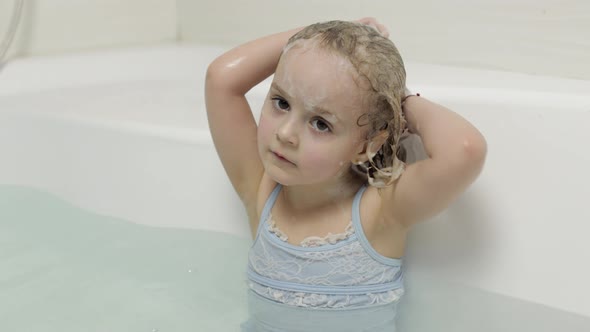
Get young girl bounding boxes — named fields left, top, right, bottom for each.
left=206, top=17, right=487, bottom=329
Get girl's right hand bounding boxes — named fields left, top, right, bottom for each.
left=355, top=17, right=390, bottom=38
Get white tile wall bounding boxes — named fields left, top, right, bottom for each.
left=1, top=0, right=588, bottom=79
left=178, top=0, right=590, bottom=80
left=0, top=0, right=176, bottom=58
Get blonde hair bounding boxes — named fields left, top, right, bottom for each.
left=284, top=20, right=408, bottom=187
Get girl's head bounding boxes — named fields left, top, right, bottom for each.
left=257, top=20, right=407, bottom=188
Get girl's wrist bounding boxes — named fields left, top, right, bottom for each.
left=402, top=89, right=420, bottom=107
left=401, top=89, right=421, bottom=134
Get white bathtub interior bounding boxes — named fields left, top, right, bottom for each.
left=1, top=44, right=590, bottom=331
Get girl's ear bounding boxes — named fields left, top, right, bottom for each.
left=353, top=130, right=389, bottom=163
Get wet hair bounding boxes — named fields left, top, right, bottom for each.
left=284, top=20, right=408, bottom=187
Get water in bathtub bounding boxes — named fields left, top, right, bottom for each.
left=0, top=184, right=250, bottom=331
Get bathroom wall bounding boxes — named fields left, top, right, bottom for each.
left=178, top=0, right=590, bottom=80
left=2, top=1, right=588, bottom=79
left=0, top=0, right=176, bottom=59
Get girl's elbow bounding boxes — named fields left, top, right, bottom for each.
left=206, top=61, right=225, bottom=86
left=462, top=132, right=487, bottom=170
left=206, top=61, right=237, bottom=96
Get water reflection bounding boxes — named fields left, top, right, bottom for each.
left=4, top=185, right=590, bottom=331
left=241, top=272, right=590, bottom=332
left=242, top=290, right=399, bottom=331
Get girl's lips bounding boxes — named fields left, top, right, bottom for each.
left=272, top=151, right=295, bottom=165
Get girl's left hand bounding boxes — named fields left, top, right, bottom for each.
left=355, top=17, right=390, bottom=38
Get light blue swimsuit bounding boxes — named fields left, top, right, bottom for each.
left=246, top=184, right=405, bottom=310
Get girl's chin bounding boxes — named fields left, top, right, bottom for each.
left=265, top=170, right=336, bottom=187
left=263, top=165, right=294, bottom=185
left=269, top=173, right=300, bottom=186
left=264, top=168, right=314, bottom=187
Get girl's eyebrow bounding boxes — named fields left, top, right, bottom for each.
left=271, top=82, right=291, bottom=99
left=271, top=82, right=340, bottom=123
left=309, top=106, right=340, bottom=123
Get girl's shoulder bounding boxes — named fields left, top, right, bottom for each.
left=357, top=184, right=410, bottom=259
left=245, top=172, right=278, bottom=238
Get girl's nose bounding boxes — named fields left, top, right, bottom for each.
left=276, top=119, right=299, bottom=146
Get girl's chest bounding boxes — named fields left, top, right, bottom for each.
left=251, top=185, right=407, bottom=258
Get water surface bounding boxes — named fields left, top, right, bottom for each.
left=0, top=185, right=250, bottom=331
left=2, top=185, right=589, bottom=331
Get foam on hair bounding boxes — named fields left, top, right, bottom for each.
left=284, top=21, right=408, bottom=187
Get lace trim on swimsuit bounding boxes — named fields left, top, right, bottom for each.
left=249, top=282, right=405, bottom=308
left=267, top=213, right=355, bottom=247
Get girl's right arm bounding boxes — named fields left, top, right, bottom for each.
left=205, top=27, right=303, bottom=205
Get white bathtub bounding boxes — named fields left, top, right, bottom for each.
left=1, top=44, right=590, bottom=330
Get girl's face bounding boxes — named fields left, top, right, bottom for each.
left=257, top=43, right=368, bottom=186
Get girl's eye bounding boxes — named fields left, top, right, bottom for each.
left=311, top=118, right=331, bottom=133
left=271, top=97, right=290, bottom=111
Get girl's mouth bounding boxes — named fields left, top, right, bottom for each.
left=272, top=151, right=295, bottom=165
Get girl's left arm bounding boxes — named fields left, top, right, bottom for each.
left=385, top=95, right=488, bottom=227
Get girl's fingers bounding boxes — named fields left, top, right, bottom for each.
left=356, top=17, right=389, bottom=38
left=378, top=24, right=390, bottom=38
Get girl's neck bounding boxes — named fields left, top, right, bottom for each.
left=280, top=176, right=365, bottom=213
